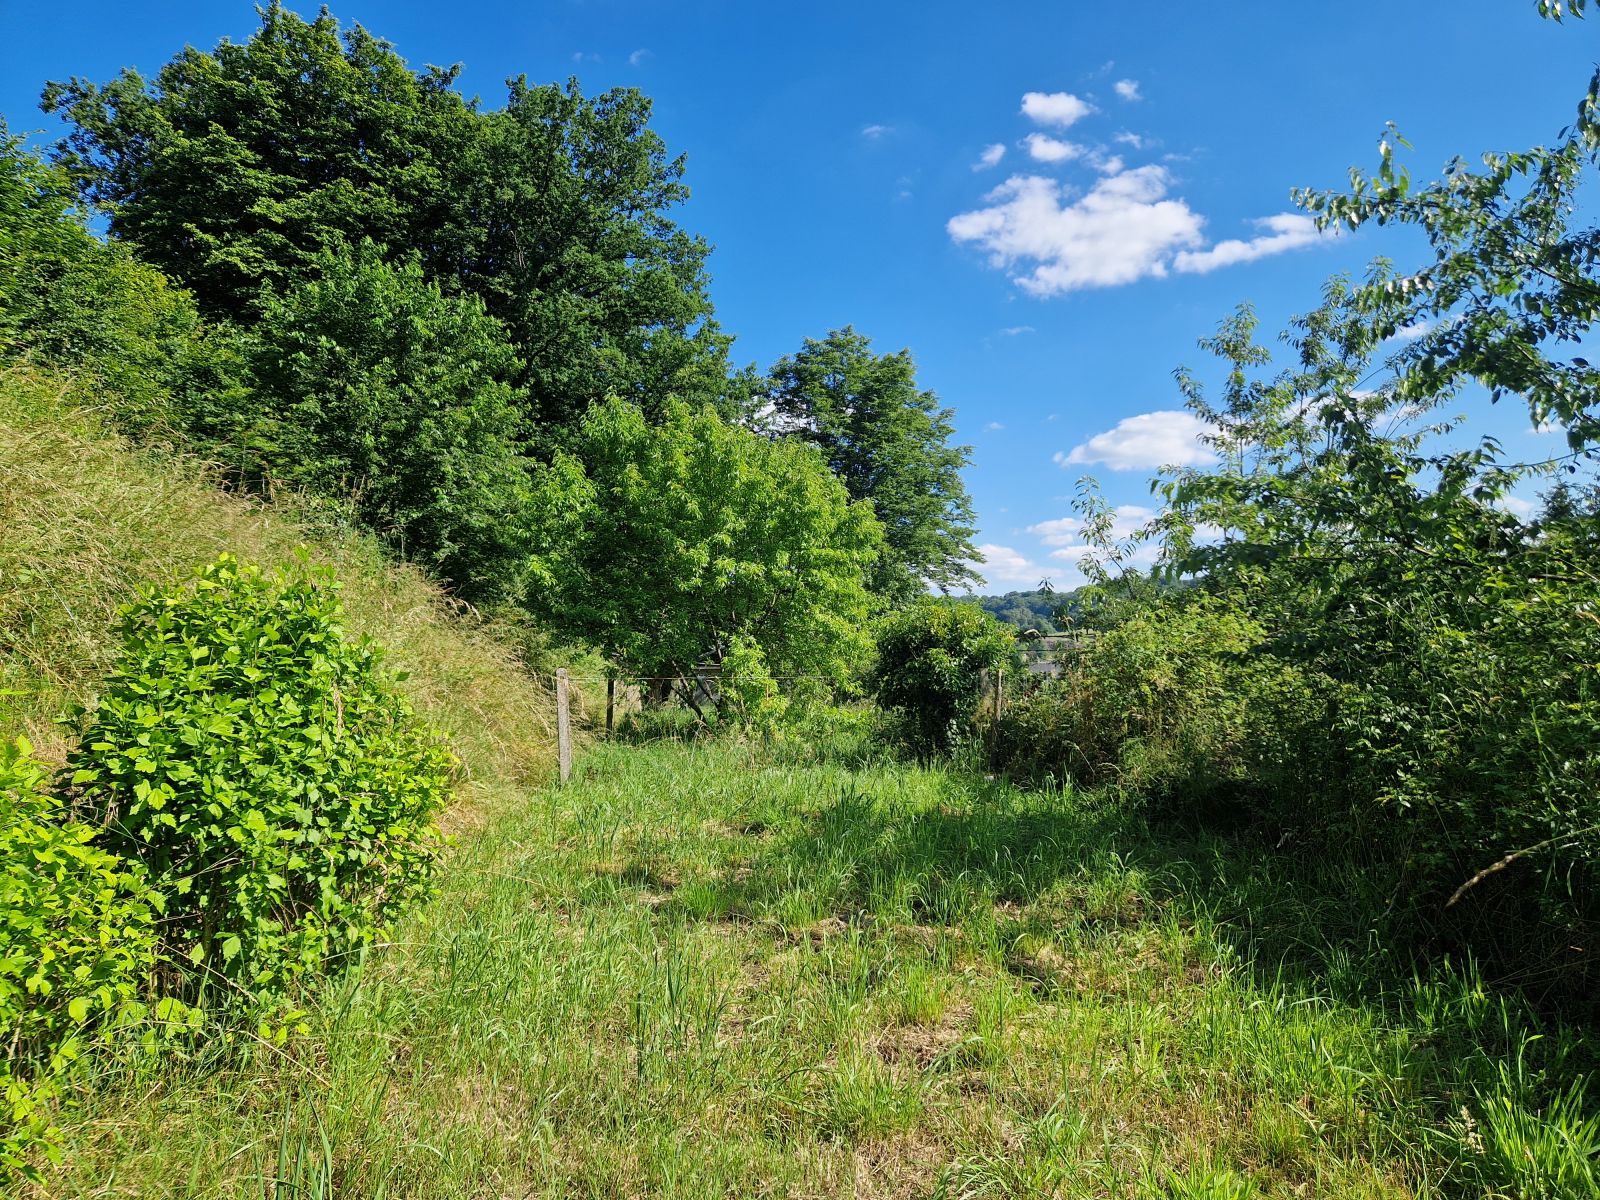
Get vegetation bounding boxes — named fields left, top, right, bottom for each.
left=42, top=2, right=736, bottom=436
left=765, top=328, right=980, bottom=603
left=527, top=398, right=883, bottom=704
left=4, top=0, right=1600, bottom=1190
left=69, top=556, right=455, bottom=1016
left=873, top=601, right=1013, bottom=754
left=14, top=738, right=1599, bottom=1197
left=972, top=587, right=1074, bottom=633
left=0, top=738, right=156, bottom=1180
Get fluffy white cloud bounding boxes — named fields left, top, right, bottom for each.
left=971, top=543, right=1047, bottom=589
left=984, top=420, right=1006, bottom=431
left=974, top=142, right=1006, bottom=170
left=1058, top=410, right=1218, bottom=470
left=1392, top=319, right=1432, bottom=341
left=950, top=168, right=1326, bottom=294
left=1024, top=133, right=1083, bottom=163
left=1114, top=131, right=1146, bottom=149
left=1021, top=91, right=1094, bottom=127
left=1171, top=214, right=1323, bottom=273
left=628, top=48, right=650, bottom=66
left=1114, top=79, right=1142, bottom=101
left=861, top=123, right=893, bottom=138
left=948, top=167, right=1205, bottom=294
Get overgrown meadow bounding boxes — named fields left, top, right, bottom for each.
left=5, top=1, right=1600, bottom=1196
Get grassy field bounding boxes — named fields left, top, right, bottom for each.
left=20, top=735, right=1593, bottom=1198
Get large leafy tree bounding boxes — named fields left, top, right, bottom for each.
left=457, top=79, right=739, bottom=431
left=42, top=3, right=477, bottom=318
left=765, top=327, right=979, bottom=604
left=527, top=399, right=883, bottom=696
left=242, top=243, right=537, bottom=601
left=42, top=3, right=736, bottom=436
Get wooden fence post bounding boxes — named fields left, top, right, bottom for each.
left=556, top=667, right=572, bottom=783
left=606, top=674, right=616, bottom=735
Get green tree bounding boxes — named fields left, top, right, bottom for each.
left=526, top=399, right=883, bottom=706
left=42, top=3, right=477, bottom=319
left=0, top=130, right=232, bottom=436
left=242, top=243, right=537, bottom=601
left=1146, top=76, right=1600, bottom=981
left=459, top=79, right=739, bottom=432
left=872, top=601, right=1013, bottom=754
left=43, top=4, right=737, bottom=439
left=765, top=327, right=979, bottom=604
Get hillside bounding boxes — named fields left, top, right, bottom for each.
left=0, top=366, right=567, bottom=787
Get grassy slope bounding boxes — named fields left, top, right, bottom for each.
left=0, top=366, right=562, bottom=787
left=23, top=735, right=1583, bottom=1198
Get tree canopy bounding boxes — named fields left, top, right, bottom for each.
left=43, top=2, right=736, bottom=439
left=526, top=399, right=883, bottom=693
left=765, top=328, right=978, bottom=604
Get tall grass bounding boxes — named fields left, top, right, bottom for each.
left=0, top=366, right=562, bottom=785
left=19, top=735, right=1596, bottom=1197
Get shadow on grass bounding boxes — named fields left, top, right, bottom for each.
left=666, top=763, right=1599, bottom=1142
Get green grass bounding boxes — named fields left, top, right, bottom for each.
left=19, top=738, right=1597, bottom=1198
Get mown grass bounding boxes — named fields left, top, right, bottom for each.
left=20, top=737, right=1595, bottom=1198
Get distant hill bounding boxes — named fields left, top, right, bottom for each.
left=968, top=587, right=1085, bottom=633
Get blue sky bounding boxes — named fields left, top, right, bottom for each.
left=4, top=2, right=1597, bottom=590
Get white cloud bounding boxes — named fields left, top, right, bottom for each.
left=1059, top=410, right=1218, bottom=470
left=571, top=51, right=602, bottom=63
left=999, top=325, right=1035, bottom=336
left=974, top=143, right=1006, bottom=170
left=950, top=166, right=1328, bottom=294
left=1498, top=495, right=1537, bottom=518
left=1392, top=319, right=1432, bottom=341
left=1171, top=213, right=1324, bottom=273
left=1114, top=131, right=1146, bottom=149
left=1021, top=91, right=1095, bottom=127
left=985, top=421, right=1006, bottom=431
left=971, top=543, right=1048, bottom=589
left=1029, top=505, right=1157, bottom=546
left=861, top=123, right=893, bottom=139
left=948, top=167, right=1204, bottom=294
left=1024, top=133, right=1083, bottom=163
left=628, top=48, right=650, bottom=66
left=1114, top=79, right=1142, bottom=101
left=1093, top=154, right=1125, bottom=176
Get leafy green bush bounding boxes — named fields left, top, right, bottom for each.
left=0, top=736, right=157, bottom=1178
left=0, top=131, right=239, bottom=440
left=872, top=601, right=1012, bottom=754
left=995, top=593, right=1325, bottom=809
left=68, top=554, right=454, bottom=1017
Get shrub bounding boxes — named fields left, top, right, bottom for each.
left=995, top=593, right=1325, bottom=810
left=67, top=554, right=454, bottom=1017
left=872, top=601, right=1013, bottom=754
left=0, top=736, right=157, bottom=1178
